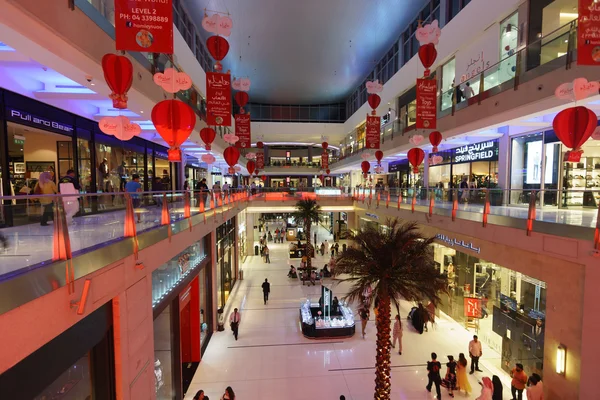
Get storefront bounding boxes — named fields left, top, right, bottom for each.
left=152, top=239, right=212, bottom=399
left=433, top=236, right=546, bottom=377
left=216, top=218, right=237, bottom=309
left=388, top=159, right=411, bottom=189
left=184, top=160, right=206, bottom=191
left=428, top=139, right=500, bottom=201
left=0, top=88, right=175, bottom=226
left=237, top=210, right=248, bottom=264
left=0, top=303, right=115, bottom=399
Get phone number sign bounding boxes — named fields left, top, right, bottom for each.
left=115, top=0, right=174, bottom=54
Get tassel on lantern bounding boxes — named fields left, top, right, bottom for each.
left=52, top=198, right=74, bottom=294
left=124, top=194, right=139, bottom=260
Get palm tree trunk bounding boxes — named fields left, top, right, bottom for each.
left=305, top=222, right=313, bottom=270
left=374, top=295, right=391, bottom=400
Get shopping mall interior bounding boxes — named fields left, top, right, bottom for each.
left=0, top=0, right=598, bottom=399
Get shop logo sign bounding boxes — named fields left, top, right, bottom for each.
left=454, top=140, right=498, bottom=163
left=9, top=109, right=73, bottom=133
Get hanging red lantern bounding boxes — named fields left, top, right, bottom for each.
left=101, top=54, right=133, bottom=109
left=246, top=160, right=256, bottom=175
left=223, top=146, right=240, bottom=170
left=375, top=150, right=384, bottom=163
left=206, top=36, right=230, bottom=70
left=361, top=160, right=370, bottom=175
left=326, top=169, right=331, bottom=174
left=151, top=100, right=197, bottom=162
left=168, top=148, right=182, bottom=162
left=200, top=127, right=216, bottom=150
left=552, top=106, right=597, bottom=162
left=368, top=94, right=381, bottom=115
left=235, top=91, right=249, bottom=109
left=322, top=142, right=328, bottom=150
left=261, top=174, right=267, bottom=181
left=256, top=141, right=264, bottom=149
left=408, top=148, right=425, bottom=173
left=254, top=169, right=260, bottom=176
left=429, top=131, right=443, bottom=152
left=418, top=43, right=437, bottom=77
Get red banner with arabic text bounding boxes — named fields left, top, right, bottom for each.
left=321, top=152, right=329, bottom=170
left=235, top=114, right=251, bottom=149
left=578, top=0, right=600, bottom=65
left=365, top=115, right=381, bottom=150
left=115, top=0, right=173, bottom=53
left=256, top=152, right=264, bottom=169
left=206, top=72, right=232, bottom=126
left=416, top=78, right=437, bottom=129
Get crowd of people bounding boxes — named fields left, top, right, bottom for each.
left=192, top=386, right=235, bottom=400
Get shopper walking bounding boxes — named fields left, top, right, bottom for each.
left=510, top=363, right=527, bottom=400
left=262, top=278, right=271, bottom=305
left=35, top=171, right=58, bottom=226
left=469, top=335, right=483, bottom=374
left=221, top=386, right=235, bottom=400
left=391, top=314, right=403, bottom=355
left=229, top=308, right=241, bottom=340
left=193, top=390, right=205, bottom=400
left=426, top=352, right=442, bottom=399
left=359, top=304, right=370, bottom=338
left=125, top=174, right=143, bottom=222
left=263, top=245, right=270, bottom=263
left=442, top=355, right=457, bottom=398
left=456, top=353, right=471, bottom=395
left=525, top=373, right=543, bottom=400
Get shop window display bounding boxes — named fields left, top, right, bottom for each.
left=433, top=242, right=546, bottom=377
left=154, top=305, right=174, bottom=400
left=33, top=354, right=92, bottom=400
left=562, top=141, right=600, bottom=208
left=216, top=219, right=236, bottom=309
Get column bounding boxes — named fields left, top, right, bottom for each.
left=308, top=145, right=313, bottom=163
left=246, top=212, right=255, bottom=256
left=497, top=129, right=510, bottom=205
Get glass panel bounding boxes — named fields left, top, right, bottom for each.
left=154, top=305, right=174, bottom=400
left=33, top=353, right=92, bottom=399
left=510, top=133, right=543, bottom=205
left=441, top=58, right=456, bottom=111
left=78, top=138, right=92, bottom=193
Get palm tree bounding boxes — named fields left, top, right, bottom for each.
left=292, top=199, right=322, bottom=270
left=333, top=219, right=447, bottom=400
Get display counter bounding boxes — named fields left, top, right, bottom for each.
left=289, top=243, right=307, bottom=258
left=299, top=300, right=355, bottom=339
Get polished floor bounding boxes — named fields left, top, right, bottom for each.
left=185, top=225, right=511, bottom=400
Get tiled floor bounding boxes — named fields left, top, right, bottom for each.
left=185, top=225, right=511, bottom=400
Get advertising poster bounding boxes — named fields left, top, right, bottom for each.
left=234, top=114, right=251, bottom=149
left=206, top=72, right=232, bottom=126
left=578, top=0, right=600, bottom=65
left=464, top=297, right=482, bottom=318
left=115, top=0, right=174, bottom=54
left=256, top=152, right=264, bottom=169
left=321, top=152, right=329, bottom=170
left=416, top=78, right=437, bottom=129
left=365, top=115, right=381, bottom=149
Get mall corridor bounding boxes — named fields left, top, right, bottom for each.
left=184, top=227, right=507, bottom=400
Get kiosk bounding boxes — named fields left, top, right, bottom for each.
left=299, top=286, right=355, bottom=339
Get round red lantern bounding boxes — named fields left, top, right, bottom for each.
left=375, top=150, right=384, bottom=163
left=151, top=100, right=197, bottom=162
left=246, top=160, right=256, bottom=175
left=223, top=146, right=240, bottom=169
left=368, top=94, right=381, bottom=114
left=261, top=174, right=267, bottom=181
left=256, top=141, right=264, bottom=149
left=206, top=36, right=230, bottom=71
left=102, top=54, right=133, bottom=109
left=407, top=148, right=425, bottom=173
left=361, top=160, right=370, bottom=175
left=326, top=169, right=331, bottom=174
left=200, top=127, right=216, bottom=150
left=235, top=92, right=249, bottom=109
left=429, top=131, right=443, bottom=152
left=322, top=142, right=328, bottom=150
left=552, top=106, right=597, bottom=162
left=418, top=43, right=437, bottom=77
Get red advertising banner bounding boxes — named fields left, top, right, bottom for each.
left=206, top=72, right=232, bottom=126
left=235, top=114, right=251, bottom=149
left=321, top=152, right=329, bottom=170
left=578, top=0, right=600, bottom=65
left=464, top=297, right=481, bottom=318
left=416, top=78, right=437, bottom=129
left=256, top=152, right=264, bottom=169
left=114, top=0, right=174, bottom=54
left=365, top=115, right=381, bottom=150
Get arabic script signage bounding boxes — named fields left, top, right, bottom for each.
left=206, top=72, right=232, bottom=126
left=416, top=78, right=437, bottom=129
left=455, top=23, right=500, bottom=83
left=115, top=0, right=174, bottom=54
left=234, top=114, right=251, bottom=148
left=453, top=140, right=499, bottom=163
left=256, top=151, right=264, bottom=169
left=435, top=233, right=480, bottom=253
left=578, top=0, right=600, bottom=65
left=365, top=115, right=381, bottom=149
left=321, top=152, right=329, bottom=170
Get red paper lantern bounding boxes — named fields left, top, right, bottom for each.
left=200, top=127, right=216, bottom=150
left=261, top=174, right=267, bottom=181
left=151, top=100, right=197, bottom=161
left=375, top=150, right=384, bottom=163
left=168, top=148, right=182, bottom=162
left=368, top=94, right=381, bottom=112
left=429, top=131, right=443, bottom=152
left=319, top=174, right=325, bottom=184
left=102, top=54, right=133, bottom=109
left=361, top=160, right=370, bottom=175
left=322, top=142, right=328, bottom=150
left=418, top=43, right=437, bottom=77
left=254, top=169, right=260, bottom=176
left=223, top=146, right=240, bottom=169
left=326, top=169, right=331, bottom=174
left=206, top=36, right=230, bottom=71
left=256, top=141, right=264, bottom=149
left=235, top=91, right=249, bottom=108
left=246, top=160, right=256, bottom=175
left=408, top=148, right=425, bottom=173
left=552, top=106, right=597, bottom=163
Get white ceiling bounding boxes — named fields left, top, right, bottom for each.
left=183, top=0, right=428, bottom=104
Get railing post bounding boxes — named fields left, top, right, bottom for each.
left=478, top=72, right=485, bottom=105
left=514, top=51, right=522, bottom=90
left=527, top=191, right=537, bottom=236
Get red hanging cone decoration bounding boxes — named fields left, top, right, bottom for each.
left=224, top=146, right=240, bottom=171
left=361, top=160, right=370, bottom=176
left=161, top=193, right=172, bottom=241
left=375, top=150, right=384, bottom=163
left=256, top=141, right=264, bottom=149
left=168, top=148, right=182, bottom=162
left=124, top=194, right=139, bottom=260
left=418, top=43, right=437, bottom=77
left=429, top=131, right=442, bottom=152
left=184, top=192, right=192, bottom=231
left=206, top=36, right=230, bottom=71
left=326, top=169, right=330, bottom=174
left=200, top=127, right=216, bottom=150
left=261, top=175, right=267, bottom=181
left=322, top=142, right=328, bottom=150
left=407, top=148, right=425, bottom=173
left=151, top=100, right=197, bottom=162
left=102, top=54, right=133, bottom=109
left=552, top=106, right=597, bottom=163
left=367, top=94, right=381, bottom=115
left=235, top=92, right=249, bottom=113
left=246, top=160, right=256, bottom=175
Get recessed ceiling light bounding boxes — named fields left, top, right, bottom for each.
left=90, top=83, right=95, bottom=86
left=140, top=111, right=144, bottom=113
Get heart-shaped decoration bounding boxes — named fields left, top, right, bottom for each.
left=409, top=134, right=424, bottom=146
left=202, top=14, right=233, bottom=37
left=431, top=155, right=444, bottom=165
left=366, top=80, right=383, bottom=94
left=153, top=68, right=192, bottom=93
left=201, top=154, right=216, bottom=164
left=416, top=20, right=441, bottom=45
left=573, top=77, right=600, bottom=101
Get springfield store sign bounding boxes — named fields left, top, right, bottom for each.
left=453, top=140, right=499, bottom=163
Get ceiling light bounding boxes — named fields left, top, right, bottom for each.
left=90, top=83, right=95, bottom=86
left=140, top=111, right=144, bottom=113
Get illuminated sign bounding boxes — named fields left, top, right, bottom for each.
left=453, top=140, right=499, bottom=163
left=7, top=108, right=73, bottom=134
left=435, top=233, right=480, bottom=253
